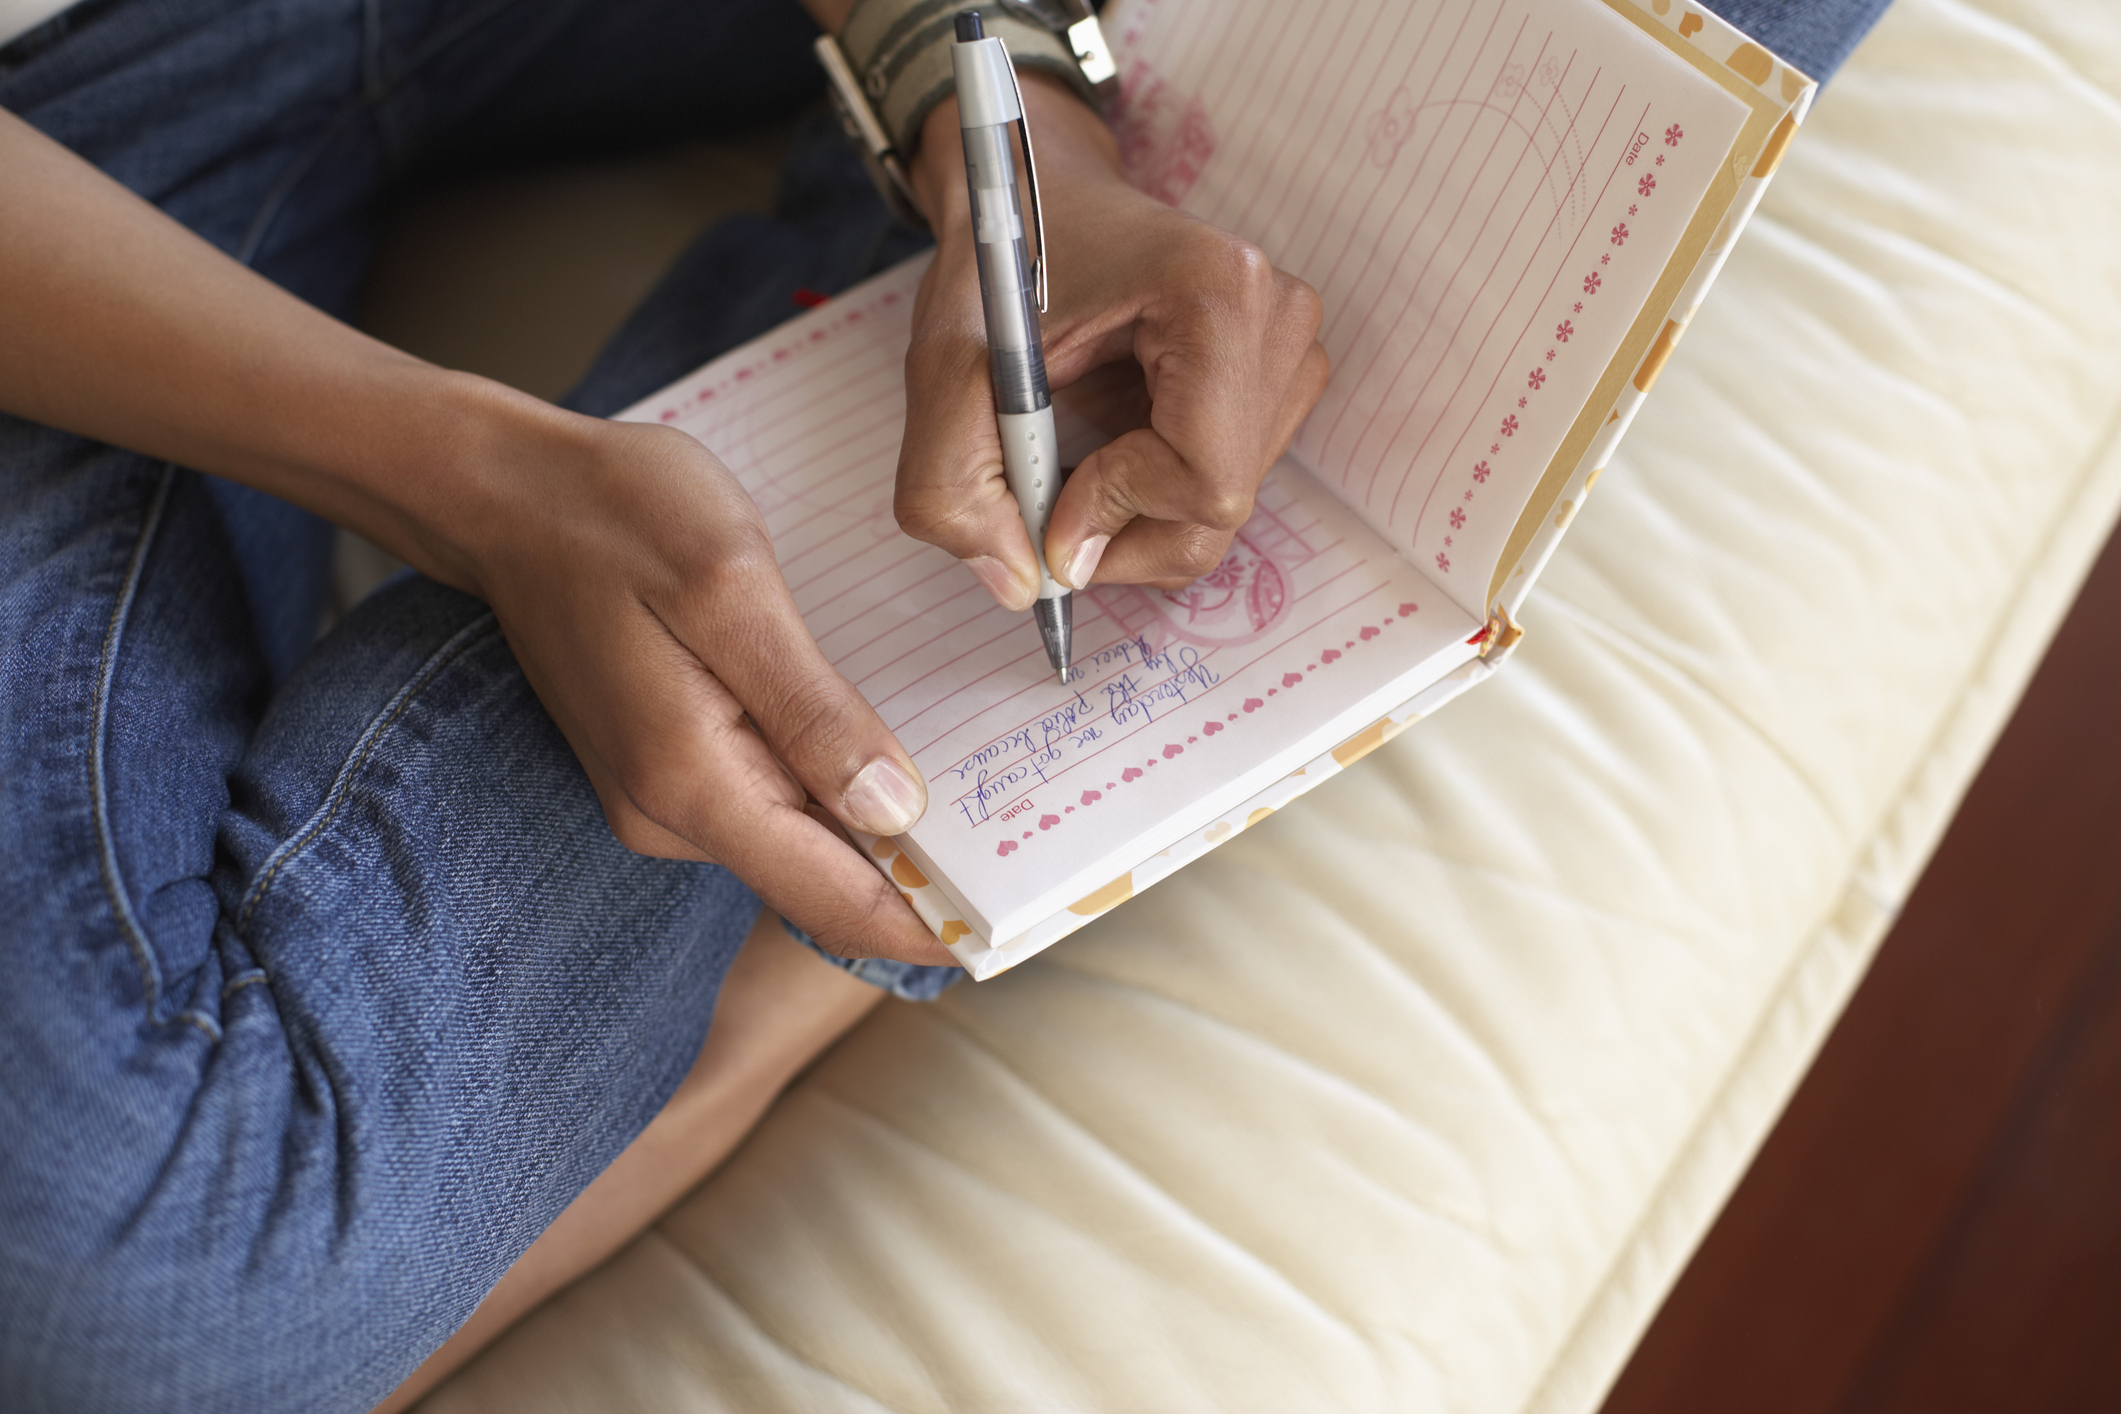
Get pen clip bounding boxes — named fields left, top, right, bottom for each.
left=998, top=40, right=1049, bottom=313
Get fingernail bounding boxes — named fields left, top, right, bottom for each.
left=1061, top=535, right=1110, bottom=590
left=967, top=554, right=1035, bottom=611
left=844, top=757, right=927, bottom=836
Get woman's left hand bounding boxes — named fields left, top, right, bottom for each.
left=892, top=72, right=1331, bottom=605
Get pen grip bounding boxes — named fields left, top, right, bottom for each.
left=998, top=406, right=1064, bottom=600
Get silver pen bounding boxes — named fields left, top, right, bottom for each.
left=950, top=10, right=1071, bottom=683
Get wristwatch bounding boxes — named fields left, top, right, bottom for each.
left=817, top=0, right=1119, bottom=228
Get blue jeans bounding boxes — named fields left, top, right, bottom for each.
left=0, top=0, right=1889, bottom=1408
left=0, top=0, right=940, bottom=1409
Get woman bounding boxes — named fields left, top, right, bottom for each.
left=0, top=0, right=1885, bottom=1407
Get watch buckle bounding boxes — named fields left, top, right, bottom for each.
left=815, top=35, right=929, bottom=229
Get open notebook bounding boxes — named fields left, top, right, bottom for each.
left=617, top=0, right=1813, bottom=978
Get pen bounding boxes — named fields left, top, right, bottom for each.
left=950, top=10, right=1072, bottom=684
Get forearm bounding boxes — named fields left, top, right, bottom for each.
left=0, top=105, right=555, bottom=596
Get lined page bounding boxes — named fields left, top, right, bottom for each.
left=1107, top=0, right=1749, bottom=616
left=620, top=261, right=1479, bottom=939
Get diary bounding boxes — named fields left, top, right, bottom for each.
left=617, top=0, right=1813, bottom=977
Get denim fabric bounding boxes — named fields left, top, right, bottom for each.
left=1701, top=0, right=1894, bottom=83
left=0, top=0, right=936, bottom=1409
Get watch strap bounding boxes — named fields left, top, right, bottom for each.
left=839, top=0, right=1097, bottom=160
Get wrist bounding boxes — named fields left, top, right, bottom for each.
left=907, top=69, right=1121, bottom=235
left=415, top=373, right=611, bottom=601
left=306, top=360, right=595, bottom=603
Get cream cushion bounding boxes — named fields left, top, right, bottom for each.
left=425, top=0, right=2121, bottom=1409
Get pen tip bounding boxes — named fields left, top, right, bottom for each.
left=1034, top=592, right=1074, bottom=690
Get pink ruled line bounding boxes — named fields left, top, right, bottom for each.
left=1317, top=30, right=1563, bottom=472
left=1383, top=81, right=1626, bottom=524
left=898, top=607, right=1134, bottom=755
left=1177, top=0, right=1268, bottom=117
left=897, top=602, right=1143, bottom=755
left=801, top=546, right=971, bottom=627
left=863, top=610, right=1027, bottom=706
left=1240, top=0, right=1443, bottom=271
left=744, top=402, right=900, bottom=520
left=670, top=301, right=909, bottom=446
left=893, top=516, right=1353, bottom=759
left=1202, top=0, right=1280, bottom=176
left=1311, top=6, right=1520, bottom=350
left=1344, top=51, right=1597, bottom=509
left=738, top=364, right=903, bottom=474
left=1397, top=93, right=1650, bottom=535
left=947, top=563, right=1395, bottom=826
left=844, top=581, right=1014, bottom=691
left=1286, top=0, right=1485, bottom=285
left=1199, top=0, right=1362, bottom=236
left=809, top=553, right=967, bottom=647
left=937, top=552, right=1372, bottom=802
left=699, top=336, right=901, bottom=450
left=752, top=401, right=901, bottom=513
left=1213, top=0, right=1379, bottom=240
left=797, top=538, right=933, bottom=620
left=1320, top=39, right=1557, bottom=378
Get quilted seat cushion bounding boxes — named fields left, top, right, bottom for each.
left=424, top=0, right=2121, bottom=1409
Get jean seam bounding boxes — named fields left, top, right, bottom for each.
left=221, top=971, right=271, bottom=999
left=234, top=0, right=537, bottom=267
left=89, top=464, right=176, bottom=1022
left=395, top=0, right=534, bottom=79
left=174, top=1010, right=223, bottom=1042
left=234, top=104, right=367, bottom=267
left=234, top=610, right=501, bottom=938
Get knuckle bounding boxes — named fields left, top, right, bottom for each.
left=842, top=888, right=909, bottom=961
left=1191, top=478, right=1255, bottom=532
left=1283, top=276, right=1325, bottom=336
left=894, top=484, right=1010, bottom=562
left=1175, top=227, right=1272, bottom=307
left=892, top=484, right=941, bottom=540
left=794, top=882, right=895, bottom=963
left=1090, top=452, right=1145, bottom=515
left=1203, top=232, right=1277, bottom=308
left=1169, top=526, right=1232, bottom=580
left=1206, top=230, right=1272, bottom=287
left=760, top=676, right=860, bottom=771
left=605, top=711, right=736, bottom=836
left=695, top=521, right=780, bottom=600
left=1306, top=339, right=1332, bottom=387
left=893, top=482, right=973, bottom=546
